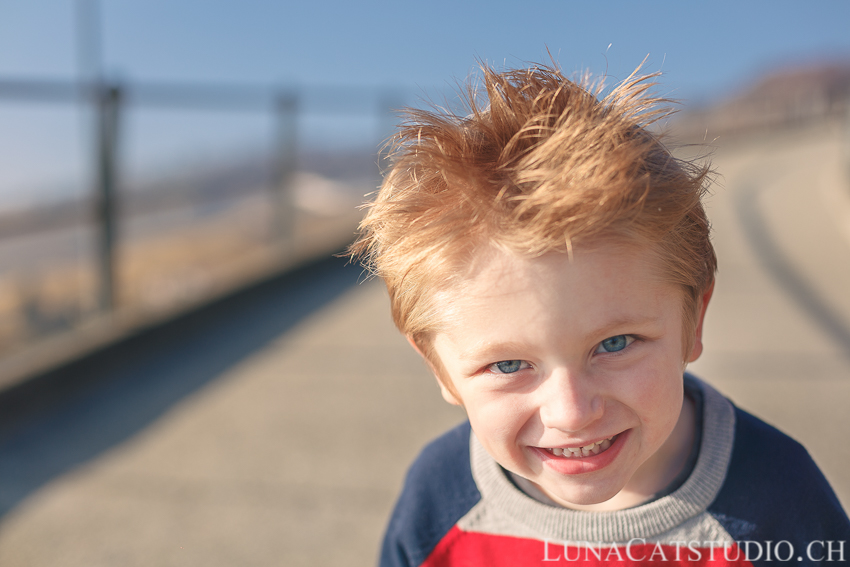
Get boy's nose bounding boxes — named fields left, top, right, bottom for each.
left=537, top=369, right=603, bottom=433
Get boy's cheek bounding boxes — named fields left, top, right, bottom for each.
left=467, top=399, right=538, bottom=442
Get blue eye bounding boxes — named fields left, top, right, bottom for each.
left=596, top=335, right=634, bottom=353
left=491, top=360, right=525, bottom=374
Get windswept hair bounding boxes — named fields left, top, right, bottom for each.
left=350, top=62, right=716, bottom=368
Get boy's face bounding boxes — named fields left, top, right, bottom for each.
left=427, top=242, right=707, bottom=510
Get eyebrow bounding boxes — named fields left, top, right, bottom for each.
left=587, top=314, right=663, bottom=337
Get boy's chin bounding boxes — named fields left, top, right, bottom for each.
left=536, top=479, right=626, bottom=510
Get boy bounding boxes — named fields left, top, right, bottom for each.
left=350, top=62, right=850, bottom=566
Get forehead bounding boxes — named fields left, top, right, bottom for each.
left=432, top=241, right=680, bottom=337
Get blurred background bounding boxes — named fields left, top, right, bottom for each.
left=0, top=1, right=849, bottom=565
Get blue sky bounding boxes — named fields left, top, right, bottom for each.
left=3, top=1, right=849, bottom=99
left=1, top=0, right=850, bottom=206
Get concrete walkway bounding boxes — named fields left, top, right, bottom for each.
left=688, top=121, right=850, bottom=509
left=0, top=122, right=848, bottom=566
left=0, top=257, right=465, bottom=567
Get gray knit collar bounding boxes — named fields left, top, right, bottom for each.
left=469, top=375, right=736, bottom=542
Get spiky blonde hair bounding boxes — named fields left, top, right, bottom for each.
left=350, top=62, right=716, bottom=378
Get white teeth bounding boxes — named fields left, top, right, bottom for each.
left=549, top=434, right=618, bottom=458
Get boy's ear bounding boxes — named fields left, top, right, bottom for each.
left=687, top=281, right=715, bottom=363
left=405, top=335, right=462, bottom=406
left=436, top=380, right=462, bottom=406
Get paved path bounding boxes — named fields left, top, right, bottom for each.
left=688, top=122, right=850, bottom=509
left=0, top=257, right=465, bottom=567
left=0, top=122, right=848, bottom=566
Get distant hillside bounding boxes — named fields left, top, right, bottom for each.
left=675, top=60, right=850, bottom=140
left=0, top=146, right=380, bottom=239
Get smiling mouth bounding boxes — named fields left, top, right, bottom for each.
left=544, top=434, right=619, bottom=458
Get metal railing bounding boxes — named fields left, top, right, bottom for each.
left=0, top=77, right=405, bottom=308
left=0, top=76, right=404, bottom=368
left=1, top=77, right=306, bottom=312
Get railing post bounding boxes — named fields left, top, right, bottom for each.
left=273, top=91, right=298, bottom=251
left=95, top=83, right=121, bottom=312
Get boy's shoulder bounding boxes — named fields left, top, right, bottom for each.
left=710, top=402, right=850, bottom=541
left=380, top=421, right=481, bottom=567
